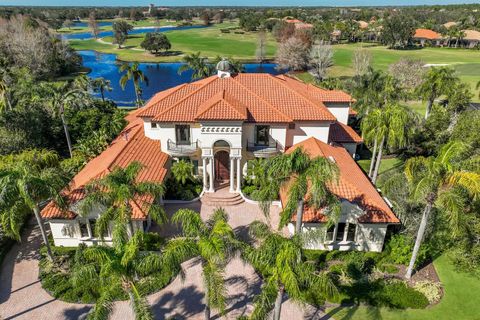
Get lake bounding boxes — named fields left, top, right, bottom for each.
left=63, top=25, right=208, bottom=40
left=79, top=50, right=284, bottom=106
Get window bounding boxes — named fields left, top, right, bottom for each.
left=79, top=220, right=89, bottom=238
left=325, top=225, right=335, bottom=242
left=346, top=223, right=356, bottom=242
left=255, top=125, right=270, bottom=146
left=336, top=223, right=346, bottom=242
left=175, top=125, right=190, bottom=145
left=288, top=123, right=295, bottom=129
left=151, top=122, right=157, bottom=129
left=89, top=219, right=96, bottom=238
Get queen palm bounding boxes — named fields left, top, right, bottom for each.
left=119, top=62, right=149, bottom=108
left=90, top=77, right=113, bottom=102
left=401, top=142, right=480, bottom=279
left=74, top=232, right=166, bottom=320
left=80, top=161, right=166, bottom=249
left=164, top=208, right=238, bottom=320
left=178, top=52, right=214, bottom=81
left=362, top=103, right=414, bottom=184
left=0, top=150, right=67, bottom=261
left=266, top=148, right=340, bottom=235
left=416, top=67, right=457, bottom=120
left=246, top=221, right=337, bottom=320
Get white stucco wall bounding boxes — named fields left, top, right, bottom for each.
left=287, top=121, right=331, bottom=146
left=288, top=200, right=389, bottom=252
left=242, top=123, right=287, bottom=150
left=325, top=103, right=350, bottom=125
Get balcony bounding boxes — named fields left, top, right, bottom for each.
left=167, top=139, right=199, bottom=156
left=247, top=140, right=280, bottom=158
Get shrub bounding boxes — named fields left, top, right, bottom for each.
left=413, top=280, right=442, bottom=304
left=378, top=263, right=399, bottom=274
left=385, top=234, right=430, bottom=267
left=374, top=280, right=429, bottom=309
left=242, top=185, right=257, bottom=197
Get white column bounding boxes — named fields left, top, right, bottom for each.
left=343, top=222, right=349, bottom=242
left=236, top=158, right=241, bottom=192
left=229, top=157, right=235, bottom=192
left=209, top=157, right=214, bottom=192
left=202, top=157, right=207, bottom=192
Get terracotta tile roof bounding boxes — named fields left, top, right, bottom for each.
left=139, top=74, right=349, bottom=123
left=41, top=111, right=169, bottom=220
left=462, top=29, right=480, bottom=41
left=329, top=122, right=363, bottom=144
left=281, top=137, right=399, bottom=224
left=414, top=28, right=441, bottom=40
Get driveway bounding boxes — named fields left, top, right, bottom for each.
left=0, top=202, right=331, bottom=320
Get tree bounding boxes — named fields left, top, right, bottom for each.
left=119, top=62, right=149, bottom=108
left=140, top=32, right=171, bottom=54
left=89, top=77, right=112, bottom=102
left=0, top=150, right=67, bottom=261
left=362, top=103, right=414, bottom=184
left=178, top=52, right=214, bottom=81
left=112, top=20, right=133, bottom=48
left=275, top=37, right=310, bottom=71
left=165, top=208, right=238, bottom=320
left=309, top=42, right=334, bottom=82
left=0, top=70, right=12, bottom=113
left=416, top=67, right=458, bottom=120
left=200, top=10, right=211, bottom=26
left=246, top=221, right=337, bottom=320
left=79, top=161, right=166, bottom=249
left=88, top=11, right=100, bottom=39
left=267, top=148, right=340, bottom=234
left=476, top=80, right=480, bottom=99
left=352, top=48, right=372, bottom=77
left=256, top=30, right=267, bottom=64
left=401, top=142, right=480, bottom=279
left=381, top=14, right=415, bottom=49
left=388, top=58, right=425, bottom=93
left=171, top=160, right=194, bottom=185
left=75, top=232, right=166, bottom=320
left=63, top=19, right=74, bottom=30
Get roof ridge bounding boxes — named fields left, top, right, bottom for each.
left=269, top=75, right=335, bottom=120
left=195, top=90, right=247, bottom=120
left=232, top=74, right=293, bottom=122
left=138, top=83, right=189, bottom=117
left=152, top=76, right=218, bottom=121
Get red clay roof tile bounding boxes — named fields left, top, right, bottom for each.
left=329, top=122, right=363, bottom=144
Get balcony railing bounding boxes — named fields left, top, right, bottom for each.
left=167, top=139, right=199, bottom=155
left=247, top=140, right=279, bottom=157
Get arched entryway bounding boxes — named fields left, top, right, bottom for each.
left=214, top=150, right=230, bottom=181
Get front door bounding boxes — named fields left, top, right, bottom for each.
left=215, top=150, right=230, bottom=181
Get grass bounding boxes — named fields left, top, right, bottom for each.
left=58, top=18, right=181, bottom=34
left=357, top=157, right=404, bottom=177
left=326, top=255, right=480, bottom=320
left=70, top=22, right=276, bottom=63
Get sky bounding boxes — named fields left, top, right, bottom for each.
left=2, top=0, right=480, bottom=7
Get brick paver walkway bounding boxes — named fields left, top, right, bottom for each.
left=0, top=201, right=331, bottom=320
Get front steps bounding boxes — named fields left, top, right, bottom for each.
left=201, top=187, right=244, bottom=207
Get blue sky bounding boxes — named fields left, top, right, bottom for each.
left=2, top=0, right=480, bottom=7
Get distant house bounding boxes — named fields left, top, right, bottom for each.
left=443, top=21, right=458, bottom=29
left=357, top=20, right=369, bottom=29
left=462, top=30, right=480, bottom=48
left=284, top=18, right=313, bottom=30
left=413, top=28, right=442, bottom=46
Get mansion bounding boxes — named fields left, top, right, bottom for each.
left=41, top=64, right=399, bottom=252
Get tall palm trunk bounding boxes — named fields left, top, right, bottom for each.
left=33, top=204, right=54, bottom=261
left=133, top=82, right=141, bottom=108
left=60, top=110, right=73, bottom=158
left=406, top=200, right=433, bottom=279
left=368, top=137, right=378, bottom=178
left=371, top=135, right=385, bottom=184
left=204, top=285, right=210, bottom=320
left=295, top=199, right=304, bottom=235
left=100, top=87, right=105, bottom=102
left=273, top=286, right=284, bottom=320
left=425, top=98, right=434, bottom=120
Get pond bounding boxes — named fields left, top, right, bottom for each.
left=79, top=50, right=284, bottom=106
left=62, top=25, right=208, bottom=41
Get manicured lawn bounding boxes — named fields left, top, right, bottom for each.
left=70, top=22, right=276, bottom=63
left=326, top=255, right=480, bottom=320
left=58, top=18, right=179, bottom=34
left=357, top=157, right=403, bottom=177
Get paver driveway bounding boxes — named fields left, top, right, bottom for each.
left=0, top=201, right=331, bottom=320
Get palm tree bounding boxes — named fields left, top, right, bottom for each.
left=90, top=77, right=112, bottom=102
left=0, top=150, right=67, bottom=261
left=79, top=161, right=166, bottom=249
left=362, top=103, right=414, bottom=184
left=171, top=160, right=194, bottom=185
left=401, top=142, right=480, bottom=279
left=178, top=52, right=214, bottom=81
left=266, top=148, right=340, bottom=235
left=416, top=67, right=457, bottom=120
left=42, top=80, right=89, bottom=158
left=164, top=208, right=238, bottom=320
left=246, top=221, right=337, bottom=320
left=119, top=62, right=149, bottom=108
left=74, top=232, right=166, bottom=320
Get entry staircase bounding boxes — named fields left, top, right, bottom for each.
left=201, top=184, right=244, bottom=207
